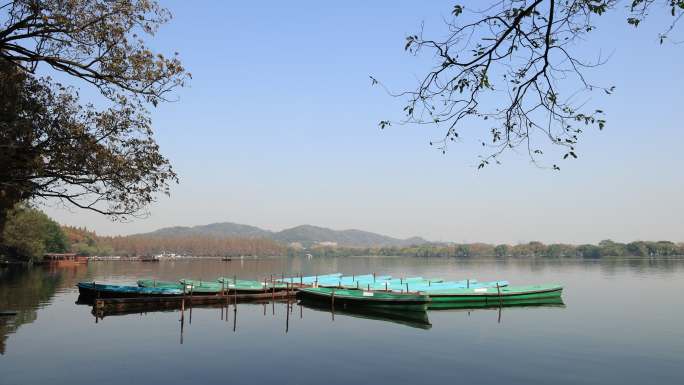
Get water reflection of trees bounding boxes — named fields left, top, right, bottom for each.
left=0, top=265, right=89, bottom=354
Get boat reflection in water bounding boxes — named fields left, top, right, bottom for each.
left=428, top=296, right=565, bottom=310
left=430, top=297, right=566, bottom=324
left=298, top=298, right=433, bottom=330
left=73, top=294, right=565, bottom=345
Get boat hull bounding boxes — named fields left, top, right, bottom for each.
left=426, top=285, right=563, bottom=307
left=297, top=288, right=430, bottom=312
left=428, top=296, right=565, bottom=310
left=77, top=283, right=183, bottom=298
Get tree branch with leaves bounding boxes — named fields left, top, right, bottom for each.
left=374, top=0, right=682, bottom=169
left=0, top=0, right=189, bottom=240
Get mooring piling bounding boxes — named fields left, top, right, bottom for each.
left=496, top=283, right=503, bottom=306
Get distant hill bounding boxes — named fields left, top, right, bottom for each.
left=139, top=222, right=428, bottom=248
left=146, top=222, right=270, bottom=238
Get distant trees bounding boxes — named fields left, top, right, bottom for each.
left=61, top=226, right=113, bottom=256
left=301, top=240, right=684, bottom=258
left=100, top=235, right=286, bottom=257
left=2, top=206, right=67, bottom=261
left=494, top=244, right=510, bottom=257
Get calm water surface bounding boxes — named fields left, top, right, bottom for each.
left=1, top=256, right=683, bottom=385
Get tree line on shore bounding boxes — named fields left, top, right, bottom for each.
left=302, top=240, right=684, bottom=258
left=1, top=207, right=682, bottom=263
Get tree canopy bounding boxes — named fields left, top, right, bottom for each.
left=375, top=0, right=683, bottom=169
left=0, top=0, right=188, bottom=239
left=2, top=205, right=67, bottom=261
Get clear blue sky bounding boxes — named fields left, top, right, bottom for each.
left=45, top=1, right=684, bottom=244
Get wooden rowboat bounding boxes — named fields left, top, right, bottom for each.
left=426, top=284, right=563, bottom=308
left=137, top=279, right=224, bottom=294
left=297, top=287, right=430, bottom=312
left=77, top=282, right=183, bottom=298
left=427, top=296, right=565, bottom=310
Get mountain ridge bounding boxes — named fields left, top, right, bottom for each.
left=141, top=222, right=428, bottom=248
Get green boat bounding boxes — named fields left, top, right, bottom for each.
left=137, top=279, right=226, bottom=294
left=426, top=284, right=563, bottom=309
left=428, top=296, right=565, bottom=310
left=297, top=287, right=430, bottom=312
left=216, top=277, right=290, bottom=292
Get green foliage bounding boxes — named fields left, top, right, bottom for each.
left=0, top=0, right=188, bottom=237
left=2, top=206, right=67, bottom=261
left=297, top=240, right=684, bottom=259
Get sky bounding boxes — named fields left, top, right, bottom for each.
left=43, top=1, right=684, bottom=244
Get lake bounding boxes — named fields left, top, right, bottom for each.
left=1, top=256, right=683, bottom=385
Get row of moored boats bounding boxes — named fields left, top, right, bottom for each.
left=77, top=273, right=563, bottom=311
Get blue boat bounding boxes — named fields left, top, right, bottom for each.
left=408, top=280, right=509, bottom=292
left=276, top=273, right=343, bottom=285
left=358, top=279, right=509, bottom=292
left=342, top=276, right=431, bottom=289
left=317, top=274, right=393, bottom=288
left=77, top=282, right=183, bottom=298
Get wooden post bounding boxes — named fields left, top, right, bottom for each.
left=385, top=282, right=388, bottom=291
left=373, top=272, right=376, bottom=283
left=496, top=283, right=503, bottom=306
left=182, top=284, right=186, bottom=314
left=180, top=310, right=184, bottom=345
left=356, top=281, right=359, bottom=289
left=406, top=283, right=409, bottom=293
left=300, top=274, right=303, bottom=287
left=181, top=297, right=185, bottom=316
left=428, top=280, right=431, bottom=287
left=331, top=288, right=335, bottom=310
left=233, top=304, right=237, bottom=332
left=467, top=279, right=470, bottom=288
left=285, top=300, right=290, bottom=334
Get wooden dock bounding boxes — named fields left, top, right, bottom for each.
left=93, top=290, right=297, bottom=313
